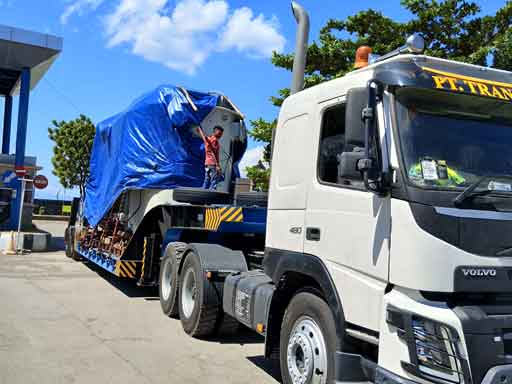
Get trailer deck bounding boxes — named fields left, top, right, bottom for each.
left=74, top=204, right=267, bottom=281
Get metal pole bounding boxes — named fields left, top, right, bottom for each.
left=2, top=95, right=12, bottom=154
left=15, top=68, right=31, bottom=169
left=10, top=68, right=31, bottom=230
left=16, top=178, right=26, bottom=254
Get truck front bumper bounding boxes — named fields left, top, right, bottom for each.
left=334, top=352, right=419, bottom=384
left=358, top=287, right=512, bottom=384
left=373, top=363, right=512, bottom=384
left=336, top=353, right=512, bottom=384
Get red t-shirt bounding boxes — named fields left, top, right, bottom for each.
left=204, top=135, right=220, bottom=166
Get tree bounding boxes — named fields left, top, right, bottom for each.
left=245, top=0, right=512, bottom=189
left=48, top=115, right=96, bottom=199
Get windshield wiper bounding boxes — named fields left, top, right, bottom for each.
left=453, top=175, right=512, bottom=207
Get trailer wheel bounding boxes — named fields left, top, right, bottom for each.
left=178, top=250, right=219, bottom=338
left=65, top=226, right=80, bottom=260
left=280, top=292, right=336, bottom=384
left=64, top=227, right=73, bottom=258
left=159, top=242, right=186, bottom=318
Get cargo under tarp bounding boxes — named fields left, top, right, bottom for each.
left=84, top=85, right=219, bottom=227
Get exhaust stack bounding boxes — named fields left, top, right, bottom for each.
left=290, top=1, right=310, bottom=95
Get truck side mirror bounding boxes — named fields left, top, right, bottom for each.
left=345, top=82, right=387, bottom=194
left=345, top=87, right=367, bottom=150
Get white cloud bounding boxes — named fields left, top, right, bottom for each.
left=238, top=146, right=265, bottom=177
left=104, top=0, right=228, bottom=74
left=60, top=0, right=286, bottom=74
left=61, top=0, right=104, bottom=24
left=219, top=7, right=285, bottom=58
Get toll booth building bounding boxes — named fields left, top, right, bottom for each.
left=0, top=25, right=62, bottom=229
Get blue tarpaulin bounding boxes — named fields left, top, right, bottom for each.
left=84, top=85, right=219, bottom=227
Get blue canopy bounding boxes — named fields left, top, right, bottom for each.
left=84, top=85, right=219, bottom=227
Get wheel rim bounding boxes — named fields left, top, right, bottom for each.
left=287, top=316, right=328, bottom=384
left=181, top=267, right=197, bottom=318
left=161, top=258, right=173, bottom=301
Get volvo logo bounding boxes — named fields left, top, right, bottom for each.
left=462, top=268, right=497, bottom=277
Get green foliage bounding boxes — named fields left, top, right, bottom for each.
left=249, top=118, right=276, bottom=163
left=246, top=161, right=271, bottom=191
left=246, top=0, right=512, bottom=190
left=48, top=115, right=95, bottom=199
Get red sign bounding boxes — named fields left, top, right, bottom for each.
left=15, top=166, right=27, bottom=177
left=33, top=175, right=48, bottom=190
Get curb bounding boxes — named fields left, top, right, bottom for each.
left=0, top=231, right=52, bottom=253
left=33, top=215, right=70, bottom=222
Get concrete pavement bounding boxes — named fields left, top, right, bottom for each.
left=0, top=221, right=279, bottom=384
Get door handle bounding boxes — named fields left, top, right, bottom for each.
left=306, top=227, right=321, bottom=241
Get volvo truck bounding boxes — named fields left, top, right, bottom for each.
left=156, top=2, right=512, bottom=384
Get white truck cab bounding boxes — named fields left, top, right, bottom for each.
left=264, top=32, right=512, bottom=384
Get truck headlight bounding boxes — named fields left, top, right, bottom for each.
left=387, top=308, right=470, bottom=384
left=413, top=317, right=463, bottom=383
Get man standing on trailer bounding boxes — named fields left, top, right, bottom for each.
left=197, top=126, right=224, bottom=190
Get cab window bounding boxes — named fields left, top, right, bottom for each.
left=318, top=104, right=346, bottom=184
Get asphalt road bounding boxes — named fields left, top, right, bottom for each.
left=0, top=220, right=279, bottom=384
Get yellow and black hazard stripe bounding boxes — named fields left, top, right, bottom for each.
left=141, top=237, right=148, bottom=279
left=204, top=207, right=243, bottom=231
left=115, top=260, right=137, bottom=278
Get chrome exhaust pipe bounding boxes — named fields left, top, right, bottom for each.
left=290, top=1, right=310, bottom=95
left=270, top=2, right=310, bottom=160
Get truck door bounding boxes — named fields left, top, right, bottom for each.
left=267, top=112, right=313, bottom=254
left=303, top=96, right=390, bottom=331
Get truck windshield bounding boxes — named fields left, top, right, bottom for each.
left=395, top=87, right=512, bottom=192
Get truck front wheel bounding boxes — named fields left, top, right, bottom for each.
left=280, top=291, right=336, bottom=384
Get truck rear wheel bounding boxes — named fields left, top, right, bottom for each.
left=159, top=242, right=186, bottom=318
left=178, top=250, right=219, bottom=338
left=280, top=291, right=336, bottom=384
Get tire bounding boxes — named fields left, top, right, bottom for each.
left=235, top=192, right=268, bottom=207
left=280, top=291, right=337, bottom=384
left=178, top=250, right=220, bottom=337
left=159, top=242, right=187, bottom=318
left=173, top=187, right=232, bottom=205
left=65, top=226, right=80, bottom=260
left=64, top=227, right=73, bottom=258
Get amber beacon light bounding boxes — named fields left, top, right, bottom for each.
left=354, top=46, right=372, bottom=69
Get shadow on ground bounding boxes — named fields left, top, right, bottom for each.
left=82, top=260, right=159, bottom=299
left=50, top=236, right=65, bottom=251
left=79, top=253, right=281, bottom=383
left=205, top=326, right=264, bottom=345
left=247, top=355, right=281, bottom=382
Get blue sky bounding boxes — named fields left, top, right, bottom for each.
left=0, top=0, right=506, bottom=199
